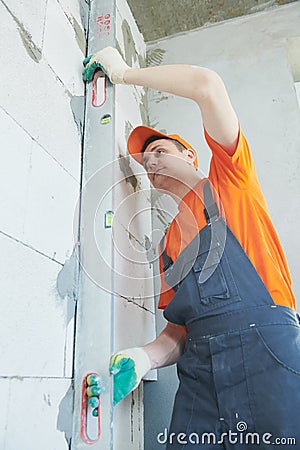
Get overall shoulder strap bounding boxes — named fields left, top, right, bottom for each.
left=160, top=234, right=173, bottom=272
left=160, top=180, right=219, bottom=271
left=203, top=180, right=219, bottom=224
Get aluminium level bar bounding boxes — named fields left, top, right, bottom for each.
left=72, top=0, right=116, bottom=449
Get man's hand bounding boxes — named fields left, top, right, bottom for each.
left=83, top=47, right=130, bottom=83
left=109, top=347, right=151, bottom=405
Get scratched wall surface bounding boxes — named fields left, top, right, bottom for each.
left=0, top=0, right=87, bottom=448
left=144, top=3, right=300, bottom=449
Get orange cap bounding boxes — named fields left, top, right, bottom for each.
left=127, top=125, right=198, bottom=169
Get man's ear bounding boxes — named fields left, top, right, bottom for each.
left=185, top=148, right=196, bottom=164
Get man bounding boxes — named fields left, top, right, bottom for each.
left=83, top=48, right=300, bottom=449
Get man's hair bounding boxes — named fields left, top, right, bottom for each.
left=141, top=135, right=186, bottom=154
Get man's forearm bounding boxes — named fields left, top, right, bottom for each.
left=85, top=48, right=239, bottom=151
left=124, top=64, right=238, bottom=151
left=142, top=322, right=186, bottom=370
left=124, top=65, right=218, bottom=103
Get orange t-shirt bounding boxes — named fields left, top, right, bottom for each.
left=158, top=128, right=296, bottom=311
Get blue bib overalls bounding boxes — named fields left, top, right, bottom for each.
left=160, top=181, right=300, bottom=449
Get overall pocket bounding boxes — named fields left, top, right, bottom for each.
left=176, top=340, right=211, bottom=381
left=255, top=324, right=300, bottom=375
left=193, top=244, right=239, bottom=305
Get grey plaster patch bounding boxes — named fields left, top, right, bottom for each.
left=122, top=18, right=139, bottom=66
left=58, top=1, right=87, bottom=53
left=139, top=89, right=149, bottom=124
left=144, top=234, right=156, bottom=267
left=148, top=118, right=160, bottom=129
left=151, top=190, right=170, bottom=230
left=69, top=15, right=86, bottom=54
left=121, top=223, right=145, bottom=248
left=150, top=188, right=162, bottom=206
left=78, top=0, right=89, bottom=35
left=57, top=383, right=74, bottom=446
left=146, top=48, right=166, bottom=66
left=138, top=53, right=147, bottom=68
left=153, top=92, right=170, bottom=103
left=286, top=36, right=300, bottom=82
left=18, top=26, right=42, bottom=62
left=154, top=206, right=170, bottom=230
left=56, top=247, right=79, bottom=324
left=70, top=95, right=85, bottom=137
left=1, top=0, right=42, bottom=62
left=116, top=292, right=155, bottom=313
left=43, top=393, right=52, bottom=406
left=118, top=154, right=139, bottom=191
left=116, top=39, right=123, bottom=57
left=125, top=120, right=134, bottom=141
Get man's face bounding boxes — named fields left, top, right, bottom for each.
left=142, top=138, right=191, bottom=193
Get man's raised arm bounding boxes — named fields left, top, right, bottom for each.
left=84, top=47, right=239, bottom=155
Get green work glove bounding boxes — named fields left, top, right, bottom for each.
left=83, top=46, right=130, bottom=83
left=82, top=55, right=108, bottom=82
left=109, top=347, right=151, bottom=405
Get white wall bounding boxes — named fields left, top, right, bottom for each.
left=0, top=0, right=86, bottom=448
left=144, top=3, right=300, bottom=449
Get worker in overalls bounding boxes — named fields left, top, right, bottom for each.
left=83, top=48, right=300, bottom=449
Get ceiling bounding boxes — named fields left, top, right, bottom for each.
left=127, top=0, right=297, bottom=42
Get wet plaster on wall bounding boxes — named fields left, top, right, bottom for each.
left=153, top=206, right=170, bottom=229
left=151, top=189, right=171, bottom=231
left=138, top=88, right=149, bottom=125
left=118, top=154, right=140, bottom=191
left=120, top=18, right=146, bottom=68
left=152, top=91, right=172, bottom=104
left=76, top=0, right=89, bottom=34
left=69, top=14, right=86, bottom=54
left=70, top=95, right=85, bottom=138
left=56, top=246, right=79, bottom=325
left=118, top=219, right=156, bottom=270
left=146, top=47, right=166, bottom=66
left=146, top=49, right=171, bottom=104
left=122, top=18, right=139, bottom=66
left=144, top=234, right=156, bottom=268
left=118, top=220, right=154, bottom=260
left=0, top=0, right=42, bottom=63
left=117, top=19, right=149, bottom=125
left=56, top=0, right=88, bottom=53
left=116, top=292, right=155, bottom=313
left=119, top=221, right=145, bottom=249
left=72, top=15, right=86, bottom=54
left=57, top=383, right=74, bottom=446
left=125, top=120, right=134, bottom=141
left=62, top=11, right=86, bottom=55
left=286, top=36, right=300, bottom=82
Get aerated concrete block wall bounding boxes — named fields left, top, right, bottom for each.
left=0, top=0, right=154, bottom=448
left=144, top=3, right=300, bottom=449
left=0, top=0, right=87, bottom=448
